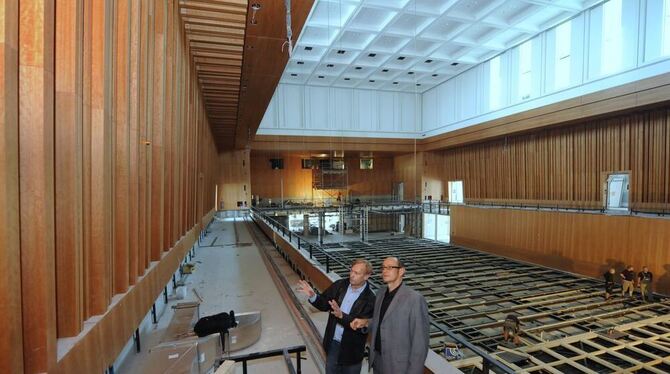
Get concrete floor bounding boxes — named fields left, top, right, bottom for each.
left=119, top=217, right=319, bottom=374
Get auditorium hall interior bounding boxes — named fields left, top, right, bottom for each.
left=3, top=0, right=670, bottom=373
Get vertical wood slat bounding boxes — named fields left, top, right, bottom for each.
left=85, top=0, right=114, bottom=317
left=163, top=0, right=174, bottom=253
left=128, top=0, right=140, bottom=284
left=114, top=0, right=130, bottom=294
left=55, top=0, right=84, bottom=337
left=151, top=0, right=166, bottom=261
left=438, top=107, right=670, bottom=209
left=18, top=0, right=57, bottom=371
left=0, top=0, right=24, bottom=372
left=3, top=0, right=221, bottom=371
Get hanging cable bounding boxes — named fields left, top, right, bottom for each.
left=283, top=0, right=293, bottom=57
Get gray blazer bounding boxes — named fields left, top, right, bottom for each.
left=368, top=284, right=430, bottom=374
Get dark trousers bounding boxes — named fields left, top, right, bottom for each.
left=326, top=340, right=362, bottom=374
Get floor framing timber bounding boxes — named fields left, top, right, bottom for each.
left=301, top=237, right=670, bottom=373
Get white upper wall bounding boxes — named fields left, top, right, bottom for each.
left=258, top=85, right=421, bottom=138
left=259, top=0, right=670, bottom=139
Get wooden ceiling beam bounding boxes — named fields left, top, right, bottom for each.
left=193, top=57, right=242, bottom=67
left=180, top=8, right=246, bottom=22
left=186, top=33, right=244, bottom=46
left=189, top=41, right=243, bottom=52
left=184, top=23, right=245, bottom=37
left=182, top=16, right=245, bottom=29
left=179, top=1, right=247, bottom=15
left=192, top=50, right=243, bottom=60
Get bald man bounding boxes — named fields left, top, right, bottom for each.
left=351, top=257, right=430, bottom=374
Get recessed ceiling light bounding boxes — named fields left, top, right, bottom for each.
left=451, top=62, right=459, bottom=66
left=327, top=64, right=334, bottom=67
left=355, top=66, right=362, bottom=70
left=425, top=59, right=433, bottom=63
left=337, top=50, right=346, bottom=54
left=344, top=77, right=350, bottom=80
left=393, top=81, right=398, bottom=84
left=397, top=56, right=405, bottom=60
left=407, top=71, right=414, bottom=75
left=432, top=74, right=438, bottom=77
left=318, top=75, right=324, bottom=78
left=297, top=61, right=304, bottom=65
left=290, top=73, right=297, bottom=77
left=368, top=53, right=376, bottom=57
left=304, top=46, right=312, bottom=51
left=369, top=80, right=375, bottom=82
left=416, top=83, right=421, bottom=86
left=382, top=69, right=389, bottom=72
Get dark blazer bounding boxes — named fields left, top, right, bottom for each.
left=368, top=284, right=430, bottom=374
left=310, top=278, right=376, bottom=365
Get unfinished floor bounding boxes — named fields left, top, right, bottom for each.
left=283, top=234, right=670, bottom=373
left=119, top=216, right=319, bottom=374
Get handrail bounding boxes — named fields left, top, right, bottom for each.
left=251, top=207, right=515, bottom=374
left=250, top=208, right=351, bottom=274
left=222, top=345, right=306, bottom=374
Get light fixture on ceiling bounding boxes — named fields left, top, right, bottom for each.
left=250, top=3, right=261, bottom=25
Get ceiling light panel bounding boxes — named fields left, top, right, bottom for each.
left=348, top=7, right=398, bottom=32
left=300, top=26, right=341, bottom=46
left=324, top=48, right=360, bottom=64
left=400, top=39, right=440, bottom=56
left=310, top=1, right=358, bottom=27
left=368, top=35, right=411, bottom=53
left=365, top=0, right=412, bottom=9
left=410, top=0, right=459, bottom=14
left=337, top=30, right=377, bottom=50
left=386, top=13, right=435, bottom=36
left=421, top=17, right=467, bottom=40
left=353, top=51, right=392, bottom=67
left=286, top=60, right=319, bottom=74
left=292, top=45, right=328, bottom=61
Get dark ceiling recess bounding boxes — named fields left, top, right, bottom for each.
left=178, top=0, right=248, bottom=151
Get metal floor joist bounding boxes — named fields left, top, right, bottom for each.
left=302, top=237, right=670, bottom=372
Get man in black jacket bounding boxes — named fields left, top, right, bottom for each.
left=297, top=259, right=376, bottom=374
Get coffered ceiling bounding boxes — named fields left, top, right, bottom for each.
left=280, top=0, right=603, bottom=93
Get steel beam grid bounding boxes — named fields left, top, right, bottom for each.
left=305, top=237, right=670, bottom=372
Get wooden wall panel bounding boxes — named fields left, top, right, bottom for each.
left=84, top=0, right=113, bottom=319
left=114, top=0, right=131, bottom=294
left=434, top=107, right=670, bottom=210
left=18, top=1, right=57, bottom=371
left=151, top=0, right=166, bottom=261
left=1, top=0, right=221, bottom=371
left=249, top=152, right=395, bottom=203
left=451, top=205, right=670, bottom=294
left=55, top=0, right=84, bottom=338
left=218, top=149, right=250, bottom=209
left=127, top=0, right=140, bottom=284
left=393, top=152, right=422, bottom=202
left=0, top=1, right=24, bottom=372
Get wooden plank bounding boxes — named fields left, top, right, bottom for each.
left=0, top=0, right=24, bottom=371
left=128, top=0, right=141, bottom=283
left=85, top=0, right=113, bottom=318
left=151, top=0, right=167, bottom=261
left=55, top=0, right=84, bottom=338
left=18, top=0, right=57, bottom=371
left=114, top=0, right=131, bottom=293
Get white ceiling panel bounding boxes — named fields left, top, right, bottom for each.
left=286, top=0, right=601, bottom=93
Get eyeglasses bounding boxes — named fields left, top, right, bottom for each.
left=380, top=266, right=401, bottom=271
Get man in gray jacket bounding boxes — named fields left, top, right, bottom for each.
left=351, top=257, right=430, bottom=374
